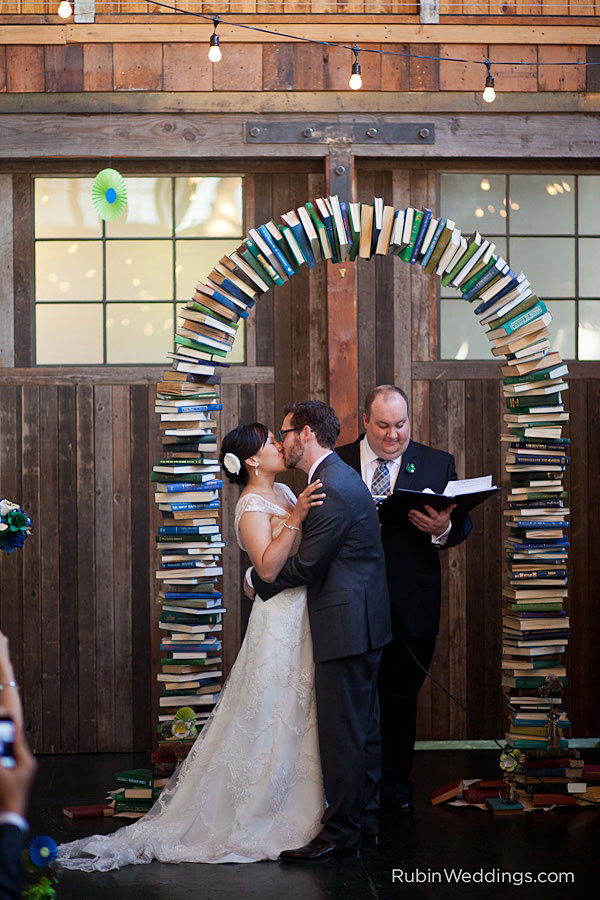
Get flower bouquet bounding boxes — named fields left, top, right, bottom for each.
left=0, top=499, right=32, bottom=553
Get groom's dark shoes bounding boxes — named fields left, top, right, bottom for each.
left=279, top=838, right=360, bottom=862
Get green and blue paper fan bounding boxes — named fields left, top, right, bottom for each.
left=92, top=168, right=127, bottom=221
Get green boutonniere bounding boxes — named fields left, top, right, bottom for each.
left=406, top=463, right=416, bottom=474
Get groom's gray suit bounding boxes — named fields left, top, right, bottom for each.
left=251, top=452, right=392, bottom=849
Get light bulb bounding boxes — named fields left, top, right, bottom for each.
left=208, top=35, right=222, bottom=63
left=57, top=0, right=72, bottom=17
left=482, top=84, right=496, bottom=103
left=349, top=71, right=363, bottom=90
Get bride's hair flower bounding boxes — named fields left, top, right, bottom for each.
left=223, top=452, right=241, bottom=475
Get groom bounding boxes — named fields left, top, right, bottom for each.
left=247, top=401, right=392, bottom=860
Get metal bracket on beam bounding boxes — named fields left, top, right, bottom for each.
left=75, top=0, right=95, bottom=24
left=419, top=0, right=440, bottom=25
left=245, top=122, right=435, bottom=145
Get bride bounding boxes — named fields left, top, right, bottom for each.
left=57, top=423, right=326, bottom=869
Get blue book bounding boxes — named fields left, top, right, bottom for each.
left=158, top=526, right=219, bottom=535
left=287, top=221, right=316, bottom=269
left=160, top=561, right=220, bottom=570
left=462, top=259, right=508, bottom=301
left=163, top=592, right=222, bottom=600
left=486, top=798, right=524, bottom=813
left=513, top=521, right=569, bottom=529
left=474, top=275, right=521, bottom=314
left=420, top=217, right=446, bottom=267
left=164, top=404, right=224, bottom=414
left=409, top=208, right=432, bottom=264
left=157, top=482, right=221, bottom=493
left=198, top=286, right=250, bottom=319
left=211, top=276, right=255, bottom=308
left=257, top=225, right=296, bottom=277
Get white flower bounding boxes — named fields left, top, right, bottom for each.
left=0, top=499, right=19, bottom=517
left=223, top=452, right=241, bottom=475
left=0, top=522, right=8, bottom=532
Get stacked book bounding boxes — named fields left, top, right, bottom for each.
left=153, top=197, right=578, bottom=776
left=513, top=750, right=587, bottom=808
left=109, top=768, right=169, bottom=820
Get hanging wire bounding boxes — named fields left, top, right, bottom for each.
left=140, top=0, right=600, bottom=70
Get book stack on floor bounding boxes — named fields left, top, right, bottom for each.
left=513, top=751, right=588, bottom=808
left=109, top=768, right=170, bottom=820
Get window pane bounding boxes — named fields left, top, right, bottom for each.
left=175, top=239, right=241, bottom=300
left=107, top=303, right=174, bottom=364
left=546, top=300, right=575, bottom=359
left=509, top=238, right=574, bottom=298
left=176, top=302, right=245, bottom=364
left=578, top=238, right=600, bottom=297
left=36, top=303, right=103, bottom=364
left=105, top=177, right=172, bottom=237
left=440, top=299, right=492, bottom=359
left=175, top=177, right=243, bottom=237
left=578, top=176, right=600, bottom=236
left=509, top=175, right=574, bottom=235
left=106, top=240, right=173, bottom=301
left=578, top=300, right=600, bottom=360
left=35, top=178, right=101, bottom=239
left=440, top=174, right=506, bottom=235
left=35, top=241, right=102, bottom=301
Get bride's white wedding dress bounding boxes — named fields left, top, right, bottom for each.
left=57, top=483, right=324, bottom=869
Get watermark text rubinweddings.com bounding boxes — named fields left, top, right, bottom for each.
left=392, top=869, right=575, bottom=886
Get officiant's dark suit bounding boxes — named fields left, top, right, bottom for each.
left=0, top=823, right=26, bottom=899
left=337, top=430, right=472, bottom=808
left=252, top=450, right=392, bottom=852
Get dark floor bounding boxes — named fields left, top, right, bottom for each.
left=29, top=750, right=600, bottom=900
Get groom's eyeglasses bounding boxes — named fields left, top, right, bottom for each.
left=277, top=427, right=302, bottom=442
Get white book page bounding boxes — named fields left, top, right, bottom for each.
left=443, top=475, right=494, bottom=497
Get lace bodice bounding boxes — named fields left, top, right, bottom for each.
left=234, top=483, right=300, bottom=552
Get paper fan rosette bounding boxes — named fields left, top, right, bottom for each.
left=92, top=168, right=127, bottom=221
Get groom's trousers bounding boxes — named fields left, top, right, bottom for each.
left=379, top=631, right=437, bottom=803
left=314, top=647, right=382, bottom=849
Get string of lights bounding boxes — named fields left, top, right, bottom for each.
left=52, top=0, right=600, bottom=103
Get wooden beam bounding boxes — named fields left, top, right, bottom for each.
left=1, top=23, right=600, bottom=45
left=4, top=91, right=600, bottom=116
left=325, top=147, right=358, bottom=443
left=0, top=366, right=274, bottom=384
left=0, top=175, right=14, bottom=367
left=0, top=112, right=598, bottom=159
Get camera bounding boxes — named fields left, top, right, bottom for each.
left=0, top=716, right=16, bottom=769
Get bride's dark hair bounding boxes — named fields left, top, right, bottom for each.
left=220, top=422, right=270, bottom=487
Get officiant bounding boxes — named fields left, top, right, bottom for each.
left=336, top=384, right=472, bottom=814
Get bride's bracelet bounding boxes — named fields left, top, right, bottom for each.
left=283, top=520, right=300, bottom=533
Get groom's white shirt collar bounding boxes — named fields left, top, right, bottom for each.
left=308, top=450, right=333, bottom=483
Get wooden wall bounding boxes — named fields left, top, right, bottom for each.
left=1, top=156, right=599, bottom=751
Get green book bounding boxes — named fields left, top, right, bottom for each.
left=503, top=363, right=567, bottom=385
left=399, top=210, right=424, bottom=262
left=508, top=604, right=564, bottom=613
left=305, top=202, right=333, bottom=260
left=114, top=768, right=155, bottom=788
left=161, top=612, right=222, bottom=624
left=279, top=225, right=307, bottom=268
left=157, top=457, right=217, bottom=465
left=489, top=294, right=539, bottom=329
left=422, top=222, right=454, bottom=273
left=441, top=236, right=481, bottom=287
left=152, top=473, right=215, bottom=484
left=243, top=239, right=284, bottom=286
left=175, top=335, right=228, bottom=359
left=460, top=255, right=498, bottom=296
left=506, top=395, right=561, bottom=409
left=240, top=247, right=277, bottom=288
left=114, top=799, right=154, bottom=813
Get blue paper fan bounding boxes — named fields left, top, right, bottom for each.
left=92, top=168, right=127, bottom=221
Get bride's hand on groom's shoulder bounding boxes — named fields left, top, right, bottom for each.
left=292, top=481, right=326, bottom=526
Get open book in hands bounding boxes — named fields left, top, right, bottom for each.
left=376, top=475, right=499, bottom=522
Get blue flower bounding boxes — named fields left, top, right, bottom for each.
left=28, top=836, right=58, bottom=868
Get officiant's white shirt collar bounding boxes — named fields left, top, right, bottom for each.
left=361, top=436, right=402, bottom=470
left=308, top=450, right=333, bottom=483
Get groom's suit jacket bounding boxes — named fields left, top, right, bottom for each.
left=0, top=823, right=26, bottom=900
left=251, top=452, right=392, bottom=663
left=336, top=436, right=472, bottom=638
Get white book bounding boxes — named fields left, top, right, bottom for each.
left=328, top=194, right=350, bottom=261
left=227, top=251, right=270, bottom=293
left=401, top=207, right=414, bottom=247
left=390, top=209, right=405, bottom=249
left=452, top=237, right=491, bottom=287
left=436, top=231, right=463, bottom=275
left=297, top=207, right=321, bottom=262
left=419, top=216, right=439, bottom=257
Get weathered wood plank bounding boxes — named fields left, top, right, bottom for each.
left=585, top=380, right=600, bottom=736
left=6, top=46, right=45, bottom=91
left=130, top=383, right=152, bottom=751
left=357, top=170, right=377, bottom=422
left=39, top=386, right=60, bottom=753
left=307, top=171, right=328, bottom=403
left=391, top=168, right=412, bottom=393
left=219, top=382, right=241, bottom=677
left=82, top=43, right=113, bottom=91
left=76, top=383, right=97, bottom=752
left=58, top=385, right=79, bottom=752
left=94, top=384, right=115, bottom=751
left=0, top=386, right=21, bottom=687
left=113, top=43, right=163, bottom=91
left=112, top=384, right=133, bottom=750
left=0, top=174, right=14, bottom=367
left=162, top=42, right=213, bottom=92
left=11, top=175, right=33, bottom=367
left=0, top=366, right=276, bottom=384
left=44, top=44, right=84, bottom=92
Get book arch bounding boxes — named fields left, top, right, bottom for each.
left=155, top=199, right=569, bottom=758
